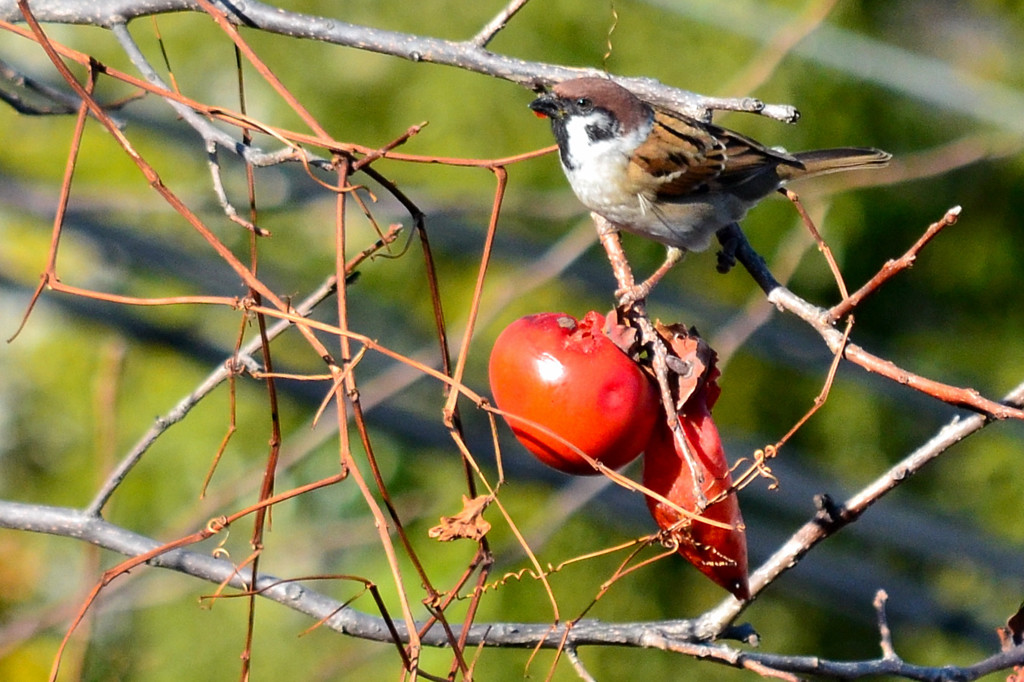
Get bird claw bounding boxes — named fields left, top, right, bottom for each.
left=616, top=282, right=653, bottom=306
left=615, top=246, right=685, bottom=304
left=716, top=248, right=737, bottom=274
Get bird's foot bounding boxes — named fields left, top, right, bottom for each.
left=615, top=247, right=684, bottom=305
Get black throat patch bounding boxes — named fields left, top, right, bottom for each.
left=549, top=118, right=575, bottom=170
left=585, top=121, right=616, bottom=143
left=550, top=111, right=618, bottom=171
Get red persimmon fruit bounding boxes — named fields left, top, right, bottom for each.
left=643, top=382, right=750, bottom=600
left=489, top=311, right=659, bottom=475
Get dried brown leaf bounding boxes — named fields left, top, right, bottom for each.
left=428, top=495, right=492, bottom=542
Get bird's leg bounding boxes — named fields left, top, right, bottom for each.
left=716, top=223, right=782, bottom=295
left=616, top=246, right=684, bottom=305
left=715, top=223, right=743, bottom=273
left=592, top=214, right=682, bottom=303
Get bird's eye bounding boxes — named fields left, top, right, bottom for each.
left=575, top=97, right=593, bottom=111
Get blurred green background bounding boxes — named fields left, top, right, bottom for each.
left=2, top=0, right=1023, bottom=679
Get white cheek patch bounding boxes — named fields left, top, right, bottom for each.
left=561, top=113, right=624, bottom=170
left=559, top=113, right=652, bottom=212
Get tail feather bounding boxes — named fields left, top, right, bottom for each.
left=784, top=147, right=891, bottom=180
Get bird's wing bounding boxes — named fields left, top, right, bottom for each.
left=628, top=107, right=804, bottom=199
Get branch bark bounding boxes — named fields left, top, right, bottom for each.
left=3, top=3, right=1022, bottom=679
left=0, top=0, right=799, bottom=121
left=722, top=221, right=1024, bottom=421
left=2, top=488, right=1023, bottom=679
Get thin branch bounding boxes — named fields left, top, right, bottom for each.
left=783, top=188, right=849, bottom=299
left=0, top=0, right=799, bottom=122
left=874, top=590, right=897, bottom=660
left=472, top=0, right=534, bottom=48
left=0, top=55, right=91, bottom=116
left=564, top=644, right=597, bottom=682
left=830, top=206, right=961, bottom=320
left=2, top=498, right=1022, bottom=680
left=693, top=376, right=1024, bottom=640
left=108, top=21, right=299, bottom=169
left=776, top=283, right=1024, bottom=419
left=84, top=227, right=402, bottom=516
left=204, top=139, right=270, bottom=236
left=725, top=222, right=1024, bottom=421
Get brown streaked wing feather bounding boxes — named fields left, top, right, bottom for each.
left=627, top=109, right=726, bottom=197
left=630, top=107, right=806, bottom=198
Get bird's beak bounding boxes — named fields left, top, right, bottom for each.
left=529, top=93, right=563, bottom=119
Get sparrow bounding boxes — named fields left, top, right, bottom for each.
left=529, top=77, right=891, bottom=296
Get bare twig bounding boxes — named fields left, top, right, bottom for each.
left=564, top=644, right=597, bottom=682
left=0, top=0, right=799, bottom=122
left=694, top=377, right=1024, bottom=640
left=3, top=485, right=1024, bottom=681
left=725, top=222, right=1024, bottom=421
left=472, top=0, right=534, bottom=47
left=593, top=215, right=708, bottom=507
left=874, top=590, right=897, bottom=660
left=0, top=55, right=104, bottom=117
left=831, top=206, right=961, bottom=320
left=204, top=139, right=270, bottom=236
left=783, top=188, right=849, bottom=299
left=84, top=227, right=402, bottom=516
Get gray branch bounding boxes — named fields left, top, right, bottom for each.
left=0, top=0, right=798, bottom=122
left=3, top=365, right=1023, bottom=682
left=4, top=2, right=1023, bottom=678
left=0, top=499, right=722, bottom=650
